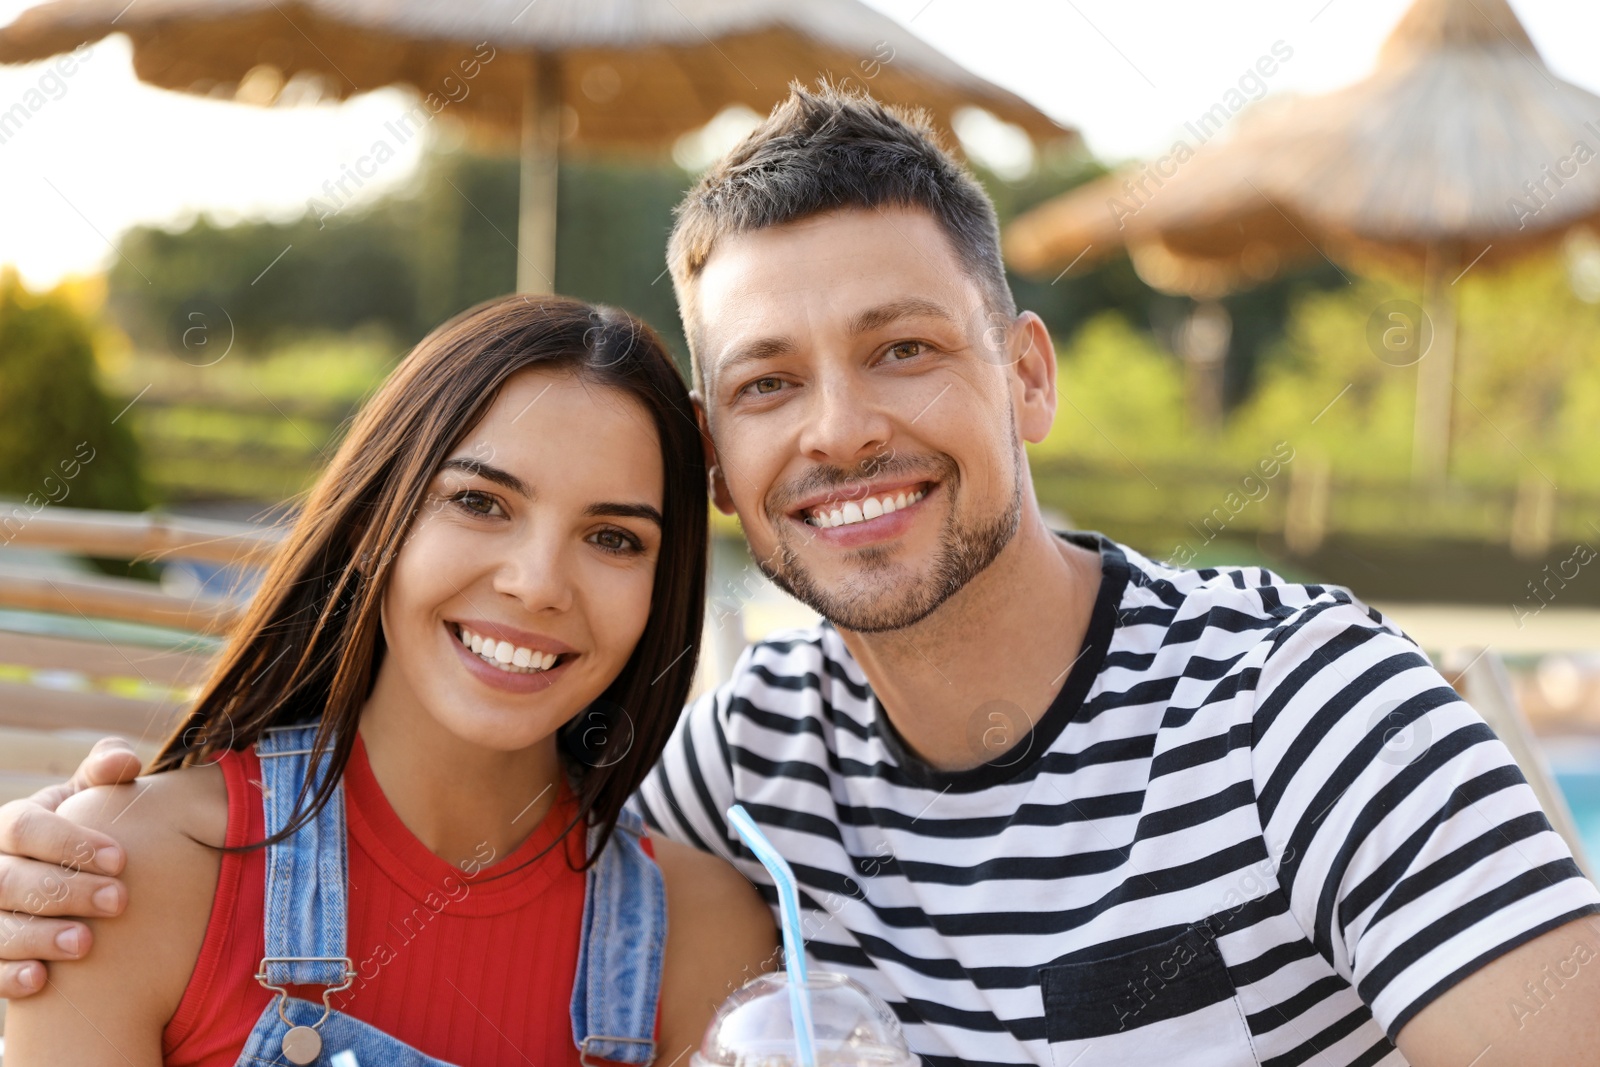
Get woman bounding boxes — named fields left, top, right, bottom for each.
left=4, top=295, right=777, bottom=1066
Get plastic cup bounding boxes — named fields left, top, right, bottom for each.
left=691, top=971, right=916, bottom=1067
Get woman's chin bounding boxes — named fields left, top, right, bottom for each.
left=407, top=692, right=580, bottom=754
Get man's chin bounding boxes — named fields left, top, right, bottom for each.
left=771, top=503, right=1021, bottom=634
left=822, top=595, right=947, bottom=634
left=770, top=564, right=947, bottom=634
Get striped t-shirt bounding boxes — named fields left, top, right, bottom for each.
left=636, top=531, right=1600, bottom=1067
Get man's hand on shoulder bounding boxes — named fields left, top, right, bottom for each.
left=0, top=736, right=141, bottom=997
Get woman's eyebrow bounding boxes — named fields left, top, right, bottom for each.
left=586, top=502, right=664, bottom=527
left=440, top=458, right=660, bottom=526
left=439, top=457, right=531, bottom=497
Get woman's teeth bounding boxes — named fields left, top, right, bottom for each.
left=807, top=487, right=926, bottom=529
left=455, top=625, right=561, bottom=673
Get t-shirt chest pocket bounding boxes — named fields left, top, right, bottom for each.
left=1039, top=922, right=1260, bottom=1067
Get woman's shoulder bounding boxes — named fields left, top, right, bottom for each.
left=59, top=760, right=231, bottom=989
left=4, top=761, right=234, bottom=1064
left=651, top=836, right=778, bottom=1063
left=651, top=835, right=771, bottom=929
left=59, top=757, right=230, bottom=849
left=59, top=760, right=231, bottom=956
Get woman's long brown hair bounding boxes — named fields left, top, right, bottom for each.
left=150, top=295, right=708, bottom=867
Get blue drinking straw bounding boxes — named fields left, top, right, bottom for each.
left=727, top=804, right=817, bottom=1067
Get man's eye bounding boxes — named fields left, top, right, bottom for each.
left=750, top=377, right=785, bottom=395
left=886, top=341, right=923, bottom=361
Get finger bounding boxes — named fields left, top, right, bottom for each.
left=0, top=802, right=126, bottom=877
left=0, top=960, right=48, bottom=998
left=0, top=855, right=126, bottom=916
left=26, top=778, right=79, bottom=812
left=70, top=737, right=143, bottom=792
left=0, top=912, right=95, bottom=962
left=25, top=737, right=142, bottom=814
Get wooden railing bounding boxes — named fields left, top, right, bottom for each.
left=0, top=506, right=280, bottom=630
left=1030, top=456, right=1600, bottom=560
left=0, top=506, right=284, bottom=802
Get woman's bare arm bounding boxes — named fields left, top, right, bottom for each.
left=2, top=764, right=226, bottom=1067
left=653, top=836, right=780, bottom=1063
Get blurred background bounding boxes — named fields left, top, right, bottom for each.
left=3, top=0, right=1600, bottom=1005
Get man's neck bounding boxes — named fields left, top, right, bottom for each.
left=834, top=514, right=1104, bottom=773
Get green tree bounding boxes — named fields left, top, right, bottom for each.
left=0, top=270, right=148, bottom=514
left=1031, top=310, right=1188, bottom=467
left=1227, top=255, right=1600, bottom=491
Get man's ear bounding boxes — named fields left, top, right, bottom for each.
left=1008, top=311, right=1058, bottom=445
left=690, top=391, right=736, bottom=515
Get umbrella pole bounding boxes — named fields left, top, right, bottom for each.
left=1178, top=301, right=1231, bottom=434
left=1411, top=242, right=1458, bottom=488
left=517, top=54, right=561, bottom=295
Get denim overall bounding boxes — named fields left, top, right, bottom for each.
left=233, top=724, right=666, bottom=1067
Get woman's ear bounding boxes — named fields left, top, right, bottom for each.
left=691, top=391, right=736, bottom=515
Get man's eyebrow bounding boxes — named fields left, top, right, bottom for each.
left=437, top=457, right=530, bottom=497
left=586, top=502, right=664, bottom=527
left=712, top=335, right=799, bottom=389
left=848, top=297, right=960, bottom=336
left=710, top=298, right=959, bottom=390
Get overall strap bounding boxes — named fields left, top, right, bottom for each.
left=571, top=804, right=668, bottom=1066
left=255, top=723, right=353, bottom=991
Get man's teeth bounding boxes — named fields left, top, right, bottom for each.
left=808, top=488, right=926, bottom=529
left=455, top=625, right=560, bottom=673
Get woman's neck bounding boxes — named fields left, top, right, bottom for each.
left=354, top=677, right=566, bottom=871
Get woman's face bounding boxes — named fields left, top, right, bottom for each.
left=377, top=366, right=666, bottom=753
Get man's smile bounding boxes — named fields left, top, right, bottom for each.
left=794, top=478, right=934, bottom=529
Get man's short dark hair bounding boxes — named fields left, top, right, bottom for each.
left=668, top=80, right=1017, bottom=391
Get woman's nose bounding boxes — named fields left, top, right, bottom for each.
left=491, top=537, right=575, bottom=614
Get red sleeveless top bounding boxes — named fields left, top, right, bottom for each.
left=162, top=735, right=645, bottom=1067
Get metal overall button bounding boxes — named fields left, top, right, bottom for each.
left=255, top=955, right=358, bottom=1065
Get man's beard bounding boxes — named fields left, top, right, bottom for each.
left=758, top=451, right=1024, bottom=634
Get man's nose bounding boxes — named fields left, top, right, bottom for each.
left=796, top=373, right=893, bottom=467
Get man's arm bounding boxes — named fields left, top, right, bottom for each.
left=1250, top=595, right=1600, bottom=1066
left=0, top=737, right=141, bottom=997
left=632, top=663, right=746, bottom=863
left=1397, top=915, right=1600, bottom=1066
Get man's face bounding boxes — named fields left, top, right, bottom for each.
left=693, top=206, right=1039, bottom=633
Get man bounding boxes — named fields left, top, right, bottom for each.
left=3, top=84, right=1600, bottom=1066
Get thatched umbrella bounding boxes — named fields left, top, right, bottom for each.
left=0, top=0, right=1073, bottom=294
left=1004, top=0, right=1600, bottom=485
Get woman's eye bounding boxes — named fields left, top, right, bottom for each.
left=590, top=528, right=643, bottom=555
left=886, top=340, right=924, bottom=361
left=450, top=490, right=502, bottom=517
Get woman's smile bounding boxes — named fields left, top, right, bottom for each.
left=445, top=619, right=579, bottom=694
